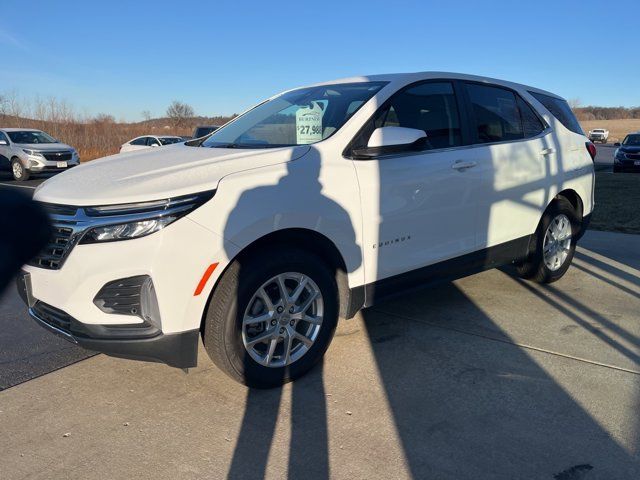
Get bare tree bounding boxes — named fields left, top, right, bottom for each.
left=141, top=110, right=152, bottom=122
left=568, top=98, right=581, bottom=110
left=166, top=100, right=194, bottom=128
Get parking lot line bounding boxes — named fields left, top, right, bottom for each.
left=0, top=183, right=36, bottom=189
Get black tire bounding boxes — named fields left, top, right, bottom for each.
left=11, top=157, right=30, bottom=181
left=516, top=197, right=580, bottom=283
left=202, top=246, right=339, bottom=388
left=613, top=165, right=621, bottom=173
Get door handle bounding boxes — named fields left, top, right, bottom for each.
left=540, top=148, right=556, bottom=155
left=452, top=160, right=477, bottom=171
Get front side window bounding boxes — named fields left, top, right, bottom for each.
left=131, top=137, right=148, bottom=146
left=147, top=137, right=161, bottom=146
left=622, top=134, right=640, bottom=146
left=529, top=91, right=584, bottom=135
left=351, top=81, right=463, bottom=152
left=201, top=82, right=387, bottom=149
left=0, top=132, right=9, bottom=144
left=7, top=130, right=57, bottom=144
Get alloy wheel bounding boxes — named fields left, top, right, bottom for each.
left=242, top=272, right=324, bottom=368
left=543, top=213, right=572, bottom=271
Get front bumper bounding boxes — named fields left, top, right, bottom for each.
left=17, top=270, right=199, bottom=368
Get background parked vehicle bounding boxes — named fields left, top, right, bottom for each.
left=192, top=125, right=220, bottom=139
left=613, top=132, right=640, bottom=172
left=120, top=135, right=184, bottom=153
left=0, top=128, right=80, bottom=181
left=588, top=128, right=609, bottom=143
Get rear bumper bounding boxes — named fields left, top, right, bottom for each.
left=17, top=271, right=199, bottom=368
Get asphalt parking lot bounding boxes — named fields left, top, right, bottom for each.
left=1, top=230, right=640, bottom=479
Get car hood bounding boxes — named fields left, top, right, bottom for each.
left=18, top=143, right=75, bottom=151
left=619, top=146, right=640, bottom=154
left=34, top=144, right=310, bottom=206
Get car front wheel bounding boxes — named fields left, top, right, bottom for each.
left=11, top=158, right=30, bottom=181
left=202, top=247, right=339, bottom=388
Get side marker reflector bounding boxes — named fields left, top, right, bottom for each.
left=194, top=263, right=219, bottom=296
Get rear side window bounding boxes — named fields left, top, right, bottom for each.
left=466, top=84, right=523, bottom=143
left=529, top=91, right=584, bottom=135
left=352, top=81, right=463, bottom=152
left=465, top=83, right=547, bottom=143
left=517, top=96, right=546, bottom=137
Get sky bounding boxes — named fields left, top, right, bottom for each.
left=1, top=0, right=638, bottom=122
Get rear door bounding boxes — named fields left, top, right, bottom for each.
left=351, top=80, right=481, bottom=285
left=461, top=82, right=552, bottom=248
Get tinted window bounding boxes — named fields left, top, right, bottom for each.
left=159, top=137, right=182, bottom=145
left=466, top=84, right=523, bottom=143
left=529, top=91, right=583, bottom=135
left=517, top=96, right=545, bottom=138
left=147, top=137, right=161, bottom=146
left=0, top=132, right=9, bottom=144
left=7, top=130, right=57, bottom=144
left=131, top=137, right=147, bottom=146
left=194, top=127, right=218, bottom=138
left=354, top=82, right=462, bottom=152
left=622, top=134, right=640, bottom=146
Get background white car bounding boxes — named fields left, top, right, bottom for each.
left=120, top=135, right=184, bottom=153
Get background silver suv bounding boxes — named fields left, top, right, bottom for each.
left=0, top=128, right=79, bottom=181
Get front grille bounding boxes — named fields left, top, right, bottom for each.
left=32, top=301, right=72, bottom=333
left=625, top=153, right=640, bottom=160
left=28, top=225, right=74, bottom=269
left=42, top=203, right=78, bottom=216
left=42, top=151, right=72, bottom=161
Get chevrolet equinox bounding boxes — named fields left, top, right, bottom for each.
left=18, top=72, right=596, bottom=387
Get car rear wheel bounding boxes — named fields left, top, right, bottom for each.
left=202, top=246, right=339, bottom=388
left=11, top=157, right=30, bottom=181
left=516, top=197, right=580, bottom=283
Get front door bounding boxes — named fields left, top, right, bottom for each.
left=351, top=81, right=479, bottom=286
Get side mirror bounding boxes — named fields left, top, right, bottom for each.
left=151, top=143, right=159, bottom=147
left=614, top=142, right=621, bottom=147
left=0, top=139, right=7, bottom=145
left=353, top=127, right=427, bottom=159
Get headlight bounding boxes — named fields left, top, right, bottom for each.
left=22, top=149, right=44, bottom=158
left=615, top=150, right=626, bottom=161
left=79, top=190, right=215, bottom=244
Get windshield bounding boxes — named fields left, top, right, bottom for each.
left=159, top=137, right=183, bottom=145
left=622, top=134, right=640, bottom=146
left=7, top=130, right=57, bottom=144
left=593, top=129, right=604, bottom=133
left=201, top=82, right=387, bottom=149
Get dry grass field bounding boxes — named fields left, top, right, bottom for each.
left=0, top=115, right=234, bottom=161
left=579, top=119, right=640, bottom=143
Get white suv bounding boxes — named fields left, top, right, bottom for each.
left=18, top=72, right=595, bottom=387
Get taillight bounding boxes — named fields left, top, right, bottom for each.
left=586, top=142, right=597, bottom=162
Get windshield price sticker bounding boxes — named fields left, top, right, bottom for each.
left=296, top=102, right=324, bottom=144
